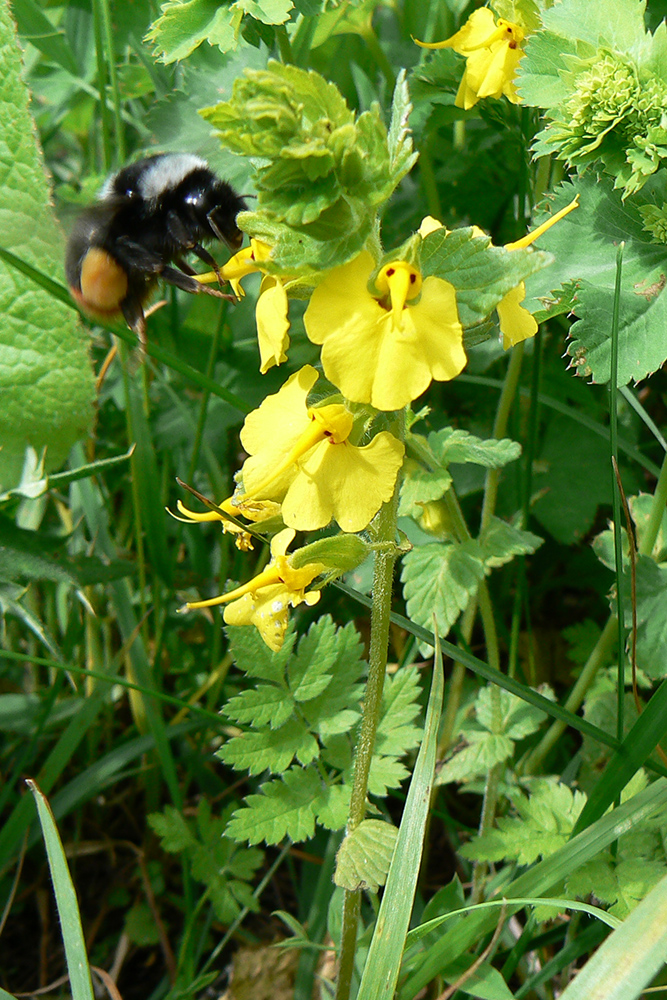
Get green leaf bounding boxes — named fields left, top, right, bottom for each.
left=567, top=855, right=667, bottom=919
left=226, top=766, right=322, bottom=845
left=149, top=802, right=264, bottom=922
left=532, top=413, right=614, bottom=544
left=429, top=428, right=522, bottom=469
left=398, top=463, right=452, bottom=519
left=374, top=667, right=423, bottom=759
left=334, top=819, right=398, bottom=893
left=0, top=6, right=94, bottom=487
left=201, top=60, right=403, bottom=272
left=387, top=70, right=419, bottom=191
left=224, top=684, right=294, bottom=729
left=312, top=783, right=350, bottom=831
left=401, top=540, right=485, bottom=638
left=11, top=0, right=78, bottom=73
left=28, top=781, right=95, bottom=1000
left=398, top=780, right=667, bottom=998
left=462, top=779, right=587, bottom=865
left=146, top=0, right=240, bottom=63
left=479, top=516, right=543, bottom=568
left=524, top=175, right=667, bottom=386
left=234, top=0, right=293, bottom=25
left=149, top=805, right=198, bottom=852
left=219, top=721, right=319, bottom=775
left=437, top=733, right=515, bottom=786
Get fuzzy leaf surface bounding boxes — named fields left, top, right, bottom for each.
left=401, top=541, right=485, bottom=639
left=334, top=819, right=398, bottom=893
left=0, top=6, right=94, bottom=487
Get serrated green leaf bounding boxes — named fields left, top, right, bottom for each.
left=567, top=855, right=667, bottom=919
left=387, top=70, right=419, bottom=189
left=224, top=684, right=293, bottom=729
left=401, top=540, right=485, bottom=639
left=524, top=176, right=667, bottom=385
left=201, top=60, right=402, bottom=273
left=226, top=766, right=321, bottom=844
left=0, top=6, right=94, bottom=488
left=429, top=428, right=522, bottom=469
left=462, top=779, right=587, bottom=865
left=367, top=755, right=410, bottom=797
left=334, top=819, right=398, bottom=892
left=375, top=667, right=423, bottom=758
left=219, top=721, right=319, bottom=775
left=288, top=615, right=337, bottom=701
left=149, top=806, right=198, bottom=852
left=146, top=0, right=240, bottom=63
left=234, top=0, right=293, bottom=25
left=227, top=624, right=296, bottom=681
left=398, top=464, right=452, bottom=519
left=479, top=516, right=543, bottom=568
left=312, top=783, right=350, bottom=831
left=556, top=868, right=667, bottom=1000
left=437, top=733, right=515, bottom=786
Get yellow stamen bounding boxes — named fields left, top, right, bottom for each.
left=245, top=404, right=353, bottom=498
left=506, top=196, right=580, bottom=250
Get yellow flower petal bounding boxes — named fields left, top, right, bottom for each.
left=257, top=275, right=290, bottom=373
left=305, top=252, right=465, bottom=411
left=497, top=282, right=538, bottom=349
left=281, top=431, right=405, bottom=532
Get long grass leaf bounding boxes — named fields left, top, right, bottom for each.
left=357, top=631, right=444, bottom=1000
left=27, top=781, right=94, bottom=1000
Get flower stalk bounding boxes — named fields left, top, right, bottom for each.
left=335, top=420, right=403, bottom=1000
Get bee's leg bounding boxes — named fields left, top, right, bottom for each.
left=121, top=297, right=148, bottom=357
left=174, top=257, right=198, bottom=277
left=160, top=266, right=236, bottom=303
left=166, top=211, right=223, bottom=284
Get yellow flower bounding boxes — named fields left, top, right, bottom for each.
left=201, top=239, right=290, bottom=373
left=304, top=252, right=465, bottom=411
left=238, top=365, right=405, bottom=532
left=173, top=495, right=282, bottom=551
left=182, top=528, right=324, bottom=652
left=415, top=7, right=525, bottom=110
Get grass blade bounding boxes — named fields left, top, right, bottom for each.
left=26, top=780, right=94, bottom=1000
left=357, top=630, right=444, bottom=1000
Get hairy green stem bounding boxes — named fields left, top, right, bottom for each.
left=335, top=474, right=401, bottom=1000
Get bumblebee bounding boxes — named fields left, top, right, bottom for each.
left=65, top=153, right=247, bottom=347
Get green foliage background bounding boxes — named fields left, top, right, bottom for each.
left=3, top=0, right=667, bottom=999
